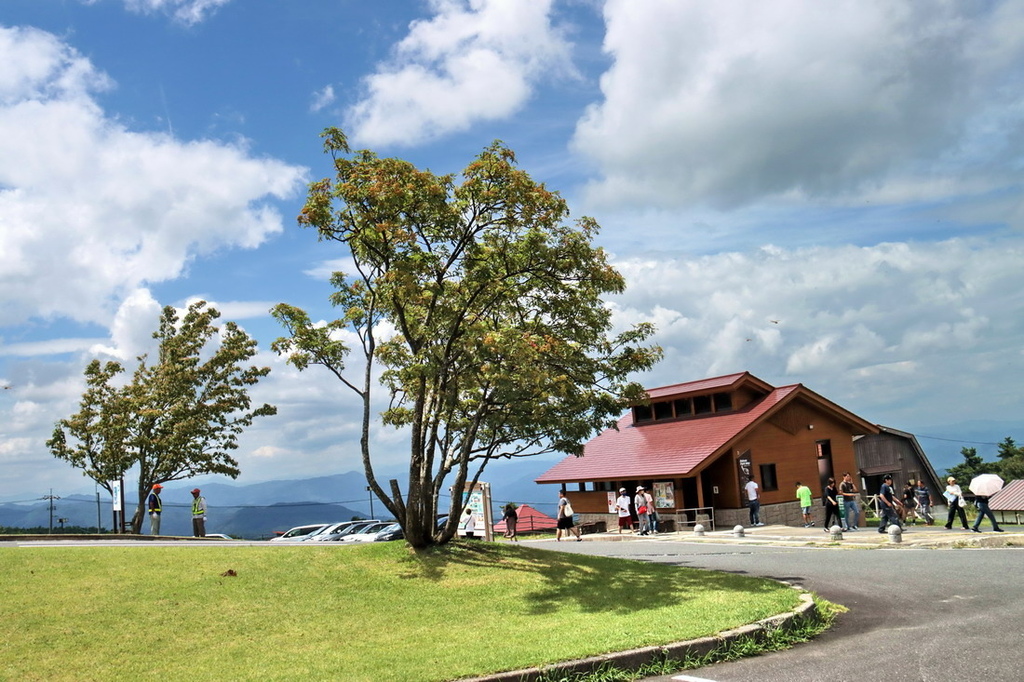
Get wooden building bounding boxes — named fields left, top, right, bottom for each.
left=852, top=426, right=946, bottom=508
left=535, top=372, right=879, bottom=529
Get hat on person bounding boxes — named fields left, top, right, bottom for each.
left=152, top=484, right=163, bottom=489
left=618, top=487, right=626, bottom=493
left=947, top=476, right=956, bottom=483
left=636, top=486, right=644, bottom=492
left=883, top=474, right=893, bottom=481
left=191, top=488, right=201, bottom=494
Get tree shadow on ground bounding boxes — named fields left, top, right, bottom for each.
left=398, top=541, right=784, bottom=617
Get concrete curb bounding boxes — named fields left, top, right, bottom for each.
left=459, top=589, right=819, bottom=682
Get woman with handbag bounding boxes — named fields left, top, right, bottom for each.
left=634, top=486, right=650, bottom=535
left=944, top=477, right=970, bottom=530
left=556, top=489, right=582, bottom=542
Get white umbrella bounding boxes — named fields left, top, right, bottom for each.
left=968, top=473, right=1004, bottom=497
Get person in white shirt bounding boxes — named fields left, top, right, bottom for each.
left=744, top=477, right=763, bottom=526
left=614, top=488, right=633, bottom=534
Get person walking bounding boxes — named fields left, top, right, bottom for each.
left=744, top=476, right=763, bottom=526
left=839, top=472, right=859, bottom=531
left=634, top=486, right=650, bottom=535
left=643, top=487, right=659, bottom=534
left=971, top=495, right=1005, bottom=533
left=190, top=488, right=207, bottom=538
left=795, top=482, right=814, bottom=527
left=556, top=490, right=582, bottom=541
left=902, top=482, right=919, bottom=525
left=915, top=479, right=935, bottom=525
left=823, top=478, right=841, bottom=531
left=944, top=477, right=970, bottom=530
left=502, top=503, right=519, bottom=541
left=147, top=483, right=163, bottom=535
left=614, top=487, right=633, bottom=534
left=877, top=474, right=902, bottom=534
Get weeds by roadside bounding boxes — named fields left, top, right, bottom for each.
left=530, top=597, right=844, bottom=682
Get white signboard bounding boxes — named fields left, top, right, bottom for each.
left=111, top=480, right=122, bottom=511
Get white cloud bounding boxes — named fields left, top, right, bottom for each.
left=347, top=0, right=575, bottom=146
left=0, top=26, right=307, bottom=327
left=611, top=236, right=1024, bottom=424
left=574, top=0, right=1024, bottom=213
left=117, top=0, right=233, bottom=25
left=310, top=85, right=336, bottom=113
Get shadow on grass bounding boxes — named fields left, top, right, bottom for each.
left=398, top=541, right=784, bottom=617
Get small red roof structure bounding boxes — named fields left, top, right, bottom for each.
left=989, top=480, right=1024, bottom=517
left=493, top=504, right=556, bottom=533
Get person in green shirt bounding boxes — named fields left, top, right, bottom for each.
left=795, top=482, right=814, bottom=527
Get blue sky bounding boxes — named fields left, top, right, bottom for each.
left=2, top=0, right=1023, bottom=502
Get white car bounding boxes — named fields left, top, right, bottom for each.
left=268, top=523, right=330, bottom=542
left=338, top=521, right=393, bottom=543
left=304, top=520, right=379, bottom=542
left=205, top=533, right=234, bottom=540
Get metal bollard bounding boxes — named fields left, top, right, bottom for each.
left=694, top=523, right=705, bottom=537
left=829, top=525, right=843, bottom=541
left=732, top=524, right=745, bottom=537
left=887, top=525, right=902, bottom=544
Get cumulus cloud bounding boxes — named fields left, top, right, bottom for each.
left=611, top=236, right=1024, bottom=424
left=574, top=0, right=1024, bottom=212
left=0, top=26, right=307, bottom=327
left=310, top=85, right=336, bottom=113
left=347, top=0, right=575, bottom=146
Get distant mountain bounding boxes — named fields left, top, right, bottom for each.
left=905, top=419, right=1024, bottom=474
left=0, top=458, right=563, bottom=538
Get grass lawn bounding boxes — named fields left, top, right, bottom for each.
left=0, top=541, right=802, bottom=681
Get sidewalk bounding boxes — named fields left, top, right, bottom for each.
left=582, top=523, right=1023, bottom=549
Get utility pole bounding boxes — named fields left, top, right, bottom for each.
left=42, top=489, right=60, bottom=534
left=366, top=486, right=375, bottom=520
left=96, top=485, right=102, bottom=533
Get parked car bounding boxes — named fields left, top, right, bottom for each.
left=372, top=523, right=404, bottom=542
left=319, top=521, right=380, bottom=542
left=205, top=533, right=234, bottom=540
left=304, top=520, right=378, bottom=542
left=338, top=521, right=392, bottom=543
left=268, top=523, right=330, bottom=542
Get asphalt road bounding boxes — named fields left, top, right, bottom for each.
left=540, top=539, right=1024, bottom=682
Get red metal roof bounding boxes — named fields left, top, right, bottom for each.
left=536, top=384, right=801, bottom=483
left=492, top=504, right=556, bottom=533
left=643, top=371, right=771, bottom=400
left=989, top=479, right=1024, bottom=511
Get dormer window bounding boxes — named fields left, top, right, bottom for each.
left=632, top=391, right=735, bottom=425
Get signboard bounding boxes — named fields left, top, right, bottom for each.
left=110, top=480, right=122, bottom=511
left=456, top=482, right=493, bottom=541
left=606, top=491, right=617, bottom=513
left=737, top=450, right=752, bottom=501
left=653, top=481, right=674, bottom=508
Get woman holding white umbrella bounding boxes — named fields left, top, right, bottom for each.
left=943, top=477, right=970, bottom=530
left=970, top=473, right=1006, bottom=533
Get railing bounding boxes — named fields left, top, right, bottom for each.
left=665, top=506, right=715, bottom=532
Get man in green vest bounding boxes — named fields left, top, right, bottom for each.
left=147, top=484, right=163, bottom=535
left=190, top=488, right=207, bottom=538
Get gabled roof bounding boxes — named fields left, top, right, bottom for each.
left=989, top=480, right=1024, bottom=512
left=643, top=371, right=773, bottom=401
left=536, top=378, right=877, bottom=484
left=492, top=504, right=556, bottom=532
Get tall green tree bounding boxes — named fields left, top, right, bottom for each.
left=274, top=128, right=661, bottom=549
left=49, top=301, right=277, bottom=532
left=946, top=446, right=991, bottom=485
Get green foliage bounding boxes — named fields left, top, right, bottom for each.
left=275, top=129, right=661, bottom=548
left=48, top=301, right=276, bottom=531
left=948, top=438, right=1024, bottom=485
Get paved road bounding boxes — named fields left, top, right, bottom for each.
left=541, top=539, right=1024, bottom=682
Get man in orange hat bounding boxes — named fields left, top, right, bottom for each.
left=147, top=484, right=163, bottom=535
left=190, top=488, right=207, bottom=538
